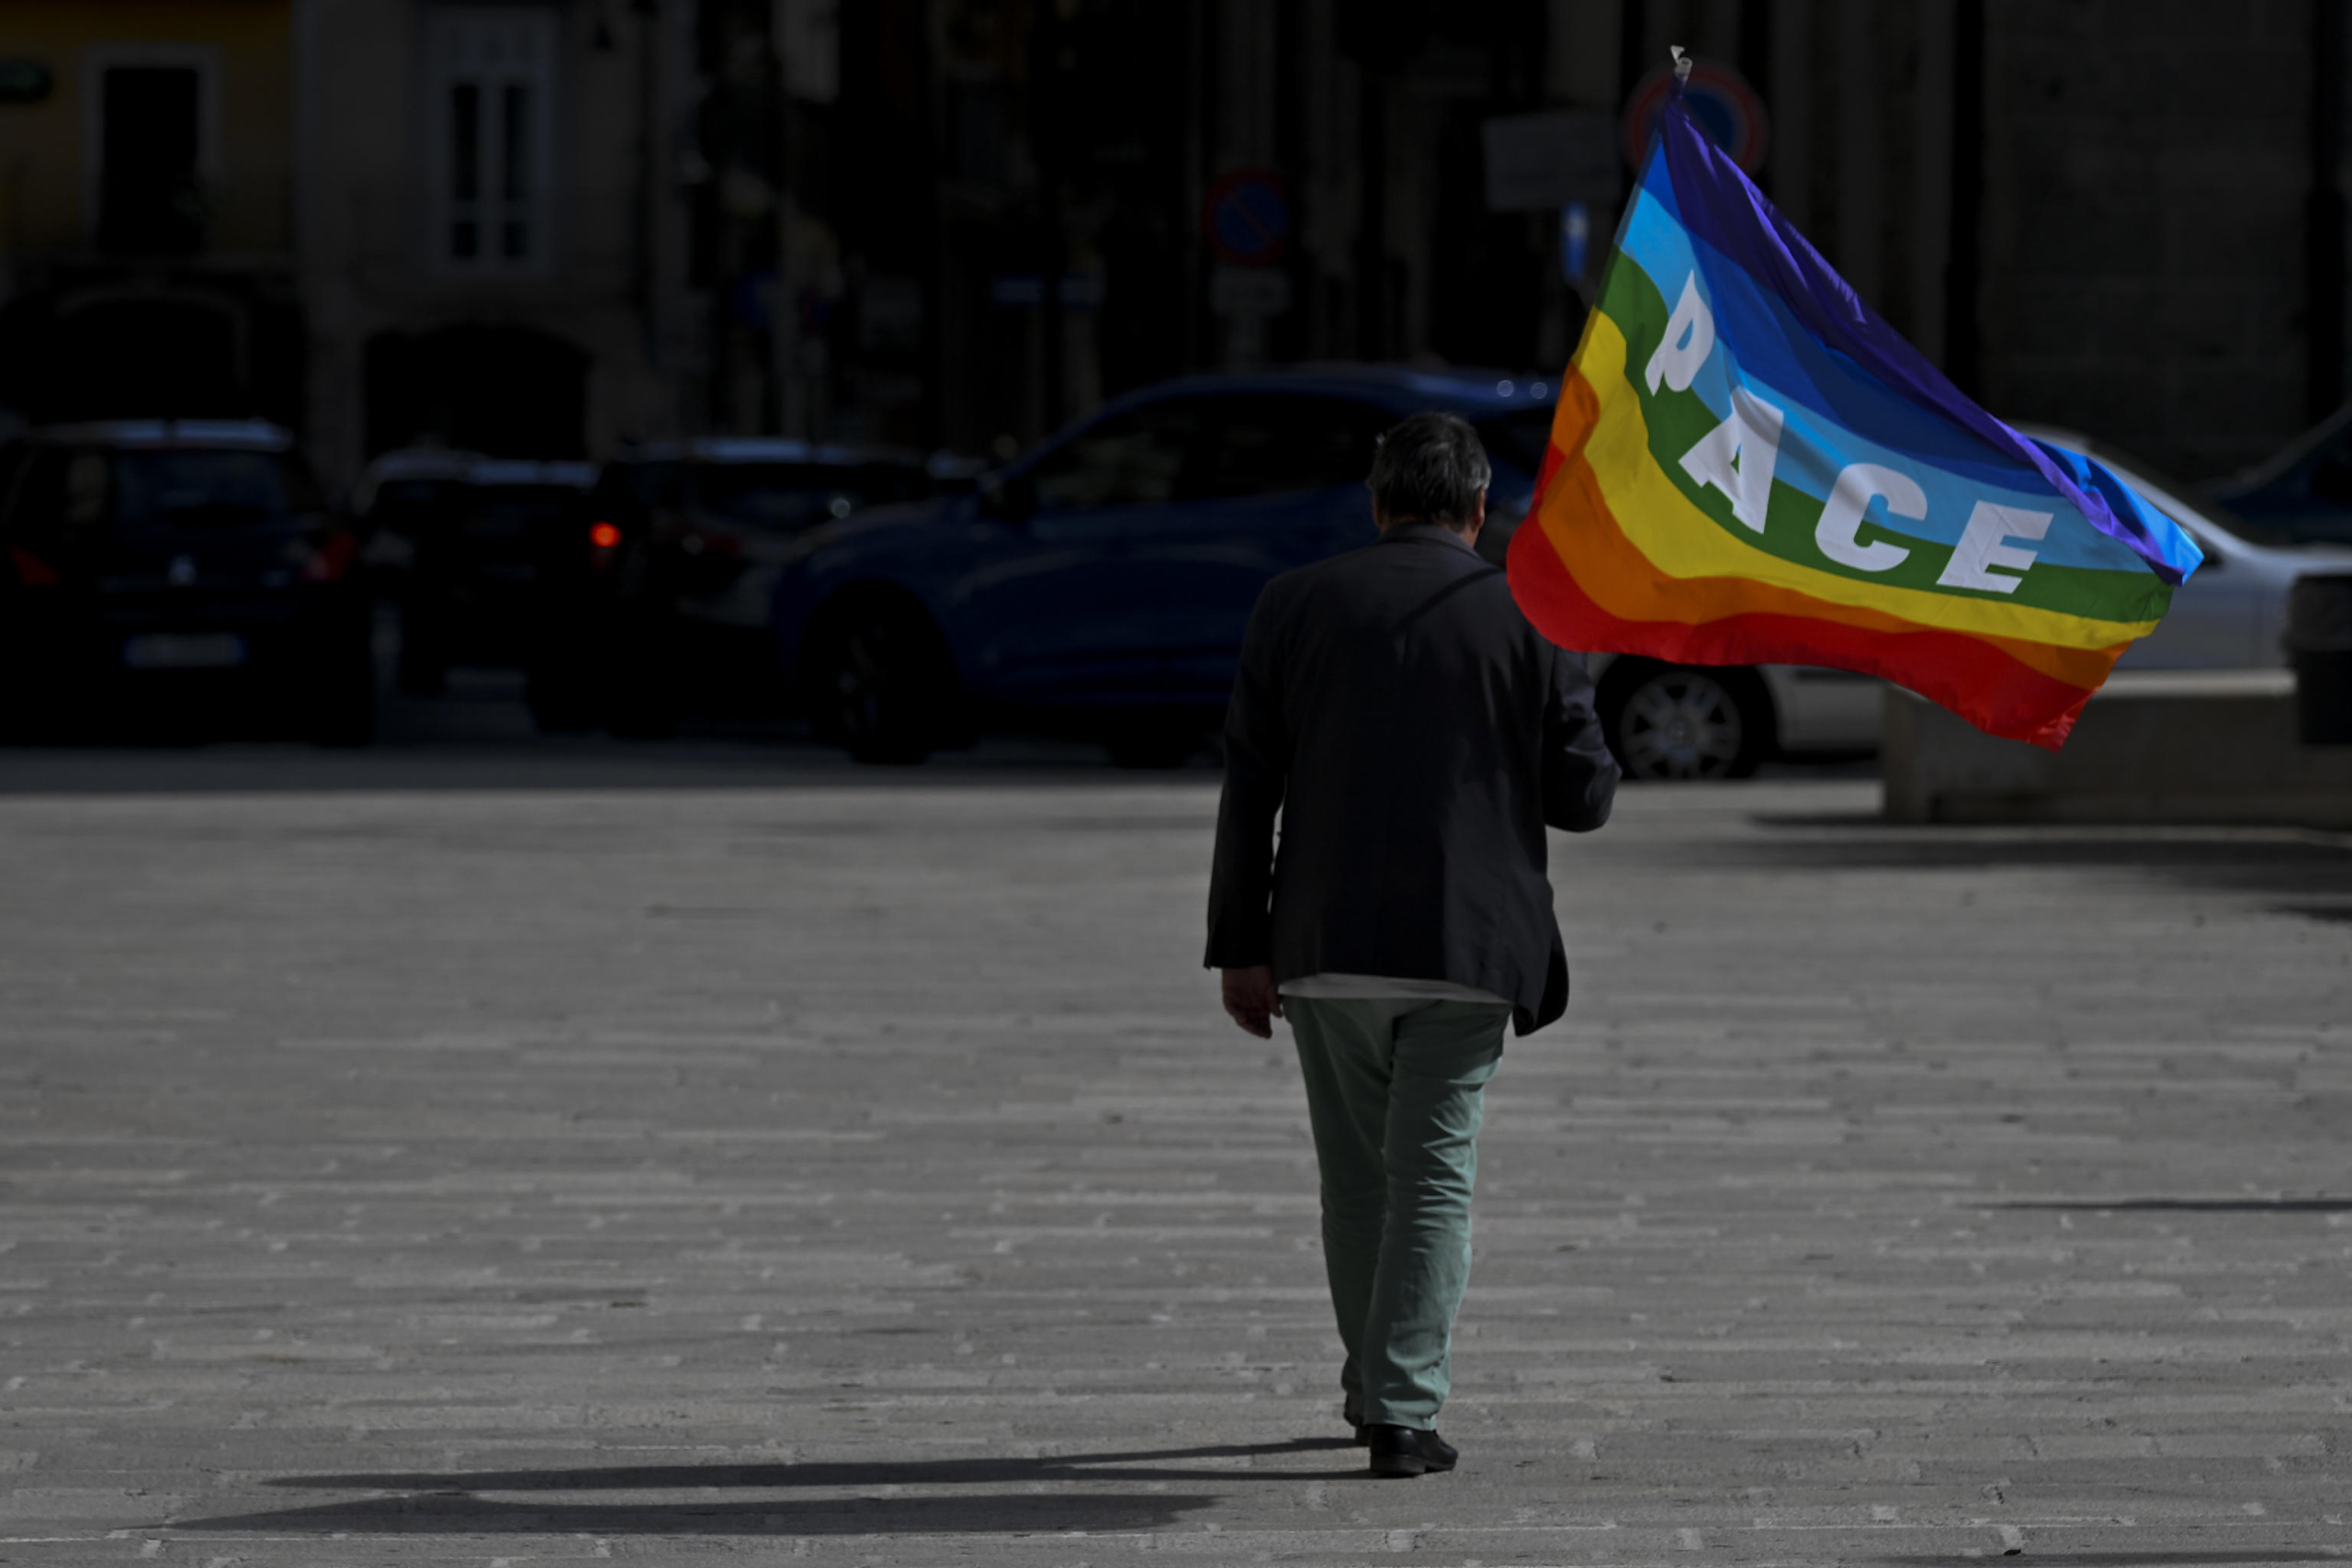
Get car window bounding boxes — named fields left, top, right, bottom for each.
left=626, top=461, right=687, bottom=511
left=1190, top=395, right=1390, bottom=499
left=66, top=452, right=109, bottom=523
left=1029, top=400, right=1205, bottom=512
left=828, top=463, right=931, bottom=509
left=465, top=483, right=582, bottom=541
left=691, top=462, right=930, bottom=534
left=368, top=478, right=458, bottom=531
left=0, top=442, right=25, bottom=517
left=110, top=450, right=323, bottom=527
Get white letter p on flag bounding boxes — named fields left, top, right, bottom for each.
left=1645, top=274, right=1716, bottom=394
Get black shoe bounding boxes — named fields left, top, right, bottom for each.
left=1344, top=1403, right=1370, bottom=1445
left=1365, top=1424, right=1457, bottom=1477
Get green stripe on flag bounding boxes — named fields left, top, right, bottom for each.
left=1593, top=255, right=2175, bottom=630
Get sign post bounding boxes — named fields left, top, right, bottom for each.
left=1203, top=170, right=1291, bottom=269
left=1203, top=169, right=1291, bottom=366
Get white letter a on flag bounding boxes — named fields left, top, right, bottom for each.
left=1679, top=388, right=1786, bottom=534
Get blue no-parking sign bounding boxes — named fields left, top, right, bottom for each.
left=1622, top=60, right=1770, bottom=174
left=1204, top=170, right=1291, bottom=268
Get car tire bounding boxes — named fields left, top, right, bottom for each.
left=526, top=661, right=599, bottom=733
left=808, top=598, right=956, bottom=765
left=524, top=604, right=602, bottom=733
left=602, top=677, right=680, bottom=740
left=396, top=604, right=447, bottom=697
left=597, top=614, right=682, bottom=740
left=302, top=661, right=377, bottom=748
left=1598, top=658, right=1770, bottom=781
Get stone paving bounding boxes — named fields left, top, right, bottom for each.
left=1, top=757, right=2348, bottom=1565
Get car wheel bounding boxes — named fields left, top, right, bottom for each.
left=525, top=604, right=601, bottom=733
left=598, top=614, right=681, bottom=740
left=302, top=660, right=377, bottom=748
left=1599, top=659, right=1769, bottom=781
left=396, top=604, right=447, bottom=696
left=809, top=599, right=956, bottom=765
left=526, top=660, right=598, bottom=733
left=602, top=675, right=679, bottom=739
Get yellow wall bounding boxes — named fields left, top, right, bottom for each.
left=0, top=0, right=294, bottom=254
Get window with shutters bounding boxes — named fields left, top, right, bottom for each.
left=427, top=6, right=555, bottom=273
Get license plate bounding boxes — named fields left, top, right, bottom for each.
left=122, top=633, right=249, bottom=670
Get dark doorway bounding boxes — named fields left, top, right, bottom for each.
left=97, top=66, right=205, bottom=255
left=363, top=324, right=590, bottom=458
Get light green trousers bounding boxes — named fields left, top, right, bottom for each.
left=1285, top=995, right=1510, bottom=1430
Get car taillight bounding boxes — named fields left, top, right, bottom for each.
left=589, top=521, right=622, bottom=550
left=7, top=546, right=59, bottom=587
left=299, top=532, right=359, bottom=584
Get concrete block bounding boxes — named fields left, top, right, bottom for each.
left=1882, top=669, right=2352, bottom=827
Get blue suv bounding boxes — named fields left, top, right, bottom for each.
left=771, top=366, right=1559, bottom=763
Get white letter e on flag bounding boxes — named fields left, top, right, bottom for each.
left=1938, top=502, right=2053, bottom=593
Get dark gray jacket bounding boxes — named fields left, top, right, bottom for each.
left=1204, top=524, right=1619, bottom=1035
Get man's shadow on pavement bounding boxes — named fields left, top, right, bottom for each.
left=175, top=1438, right=1364, bottom=1538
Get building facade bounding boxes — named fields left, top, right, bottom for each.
left=294, top=0, right=691, bottom=479
left=0, top=1, right=2337, bottom=489
left=751, top=0, right=2346, bottom=483
left=0, top=0, right=304, bottom=431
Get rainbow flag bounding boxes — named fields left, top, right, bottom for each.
left=1510, top=89, right=2202, bottom=750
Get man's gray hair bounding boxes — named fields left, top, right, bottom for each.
left=1367, top=412, right=1492, bottom=525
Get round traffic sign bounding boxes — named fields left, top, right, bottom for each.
left=1203, top=169, right=1291, bottom=268
left=1622, top=60, right=1770, bottom=174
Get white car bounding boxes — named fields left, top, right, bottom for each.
left=1586, top=424, right=2352, bottom=781
left=2023, top=427, right=2352, bottom=671
left=1587, top=655, right=1881, bottom=780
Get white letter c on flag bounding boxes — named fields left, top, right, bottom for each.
left=1815, top=463, right=1924, bottom=573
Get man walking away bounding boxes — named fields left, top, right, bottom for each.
left=1204, top=412, right=1619, bottom=1478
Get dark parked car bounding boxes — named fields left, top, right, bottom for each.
left=352, top=450, right=595, bottom=694
left=770, top=366, right=1561, bottom=764
left=526, top=438, right=933, bottom=735
left=0, top=421, right=371, bottom=742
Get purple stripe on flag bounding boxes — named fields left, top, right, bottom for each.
left=1652, top=102, right=2197, bottom=585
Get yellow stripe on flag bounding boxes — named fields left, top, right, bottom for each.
left=1554, top=310, right=2162, bottom=653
